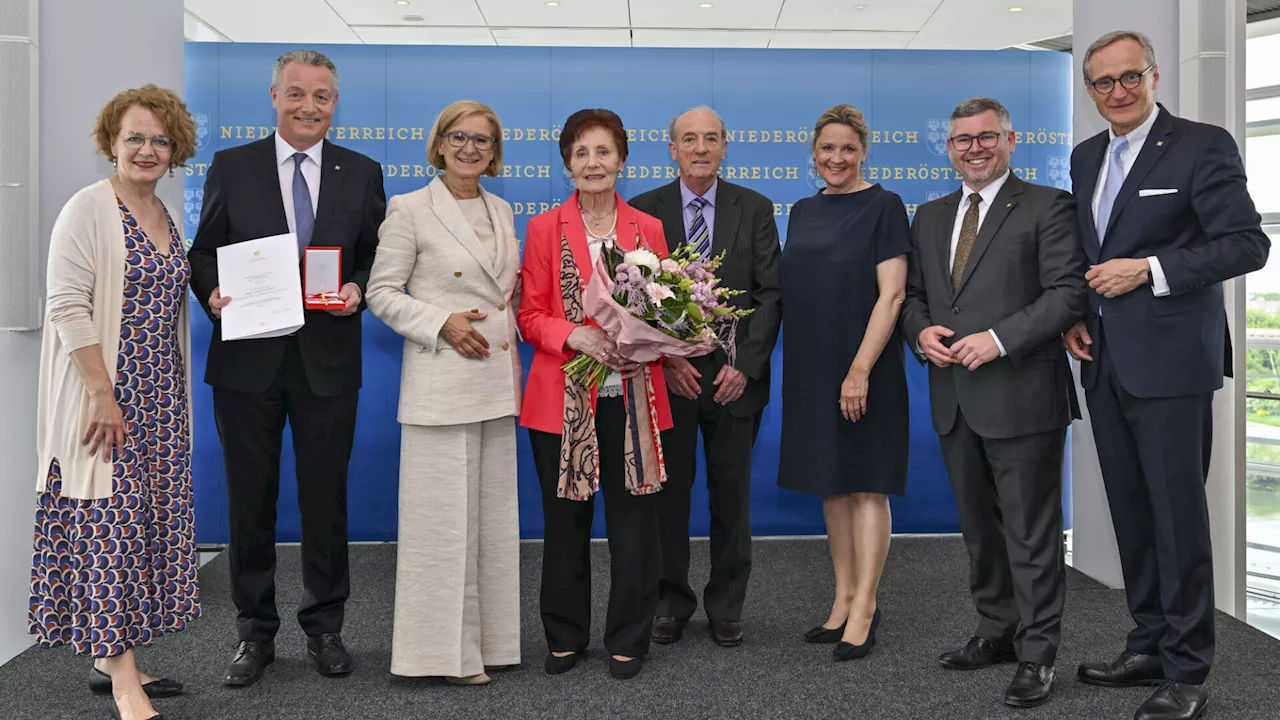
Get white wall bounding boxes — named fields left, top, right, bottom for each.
left=0, top=0, right=184, bottom=666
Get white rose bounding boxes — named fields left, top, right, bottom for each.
left=645, top=282, right=675, bottom=304
left=624, top=248, right=661, bottom=273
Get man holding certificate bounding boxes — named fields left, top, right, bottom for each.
left=188, top=49, right=386, bottom=688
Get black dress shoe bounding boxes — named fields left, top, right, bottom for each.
left=90, top=668, right=184, bottom=698
left=710, top=620, right=743, bottom=647
left=544, top=652, right=579, bottom=675
left=804, top=621, right=846, bottom=644
left=1005, top=662, right=1055, bottom=708
left=307, top=633, right=354, bottom=677
left=1135, top=681, right=1208, bottom=720
left=652, top=616, right=687, bottom=644
left=938, top=636, right=1017, bottom=670
left=225, top=640, right=275, bottom=687
left=608, top=656, right=643, bottom=680
left=1077, top=650, right=1165, bottom=688
left=833, top=608, right=881, bottom=662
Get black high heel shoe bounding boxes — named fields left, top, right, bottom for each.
left=107, top=703, right=164, bottom=720
left=833, top=608, right=882, bottom=662
left=90, top=668, right=184, bottom=698
left=803, top=622, right=846, bottom=644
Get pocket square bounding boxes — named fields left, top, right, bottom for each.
left=1138, top=188, right=1178, bottom=197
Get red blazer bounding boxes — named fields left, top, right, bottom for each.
left=518, top=192, right=673, bottom=434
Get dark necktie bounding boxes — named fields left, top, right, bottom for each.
left=687, top=196, right=710, bottom=257
left=951, top=192, right=982, bottom=292
left=292, top=152, right=315, bottom=255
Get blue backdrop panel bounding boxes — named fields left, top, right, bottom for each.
left=182, top=44, right=1073, bottom=543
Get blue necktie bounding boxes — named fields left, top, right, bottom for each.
left=688, top=196, right=711, bottom=258
left=292, top=152, right=315, bottom=255
left=1095, top=136, right=1129, bottom=243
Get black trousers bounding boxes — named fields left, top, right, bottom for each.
left=938, top=408, right=1066, bottom=668
left=212, top=337, right=358, bottom=643
left=530, top=396, right=660, bottom=658
left=1087, top=323, right=1215, bottom=684
left=657, top=356, right=761, bottom=622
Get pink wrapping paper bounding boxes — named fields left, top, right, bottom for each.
left=582, top=254, right=715, bottom=363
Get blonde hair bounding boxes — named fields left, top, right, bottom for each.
left=93, top=84, right=197, bottom=166
left=426, top=100, right=503, bottom=177
left=813, top=104, right=869, bottom=150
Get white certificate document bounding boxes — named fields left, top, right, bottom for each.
left=216, top=233, right=305, bottom=341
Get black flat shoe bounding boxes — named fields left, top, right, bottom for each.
left=544, top=652, right=579, bottom=675
left=833, top=608, right=880, bottom=662
left=609, top=656, right=643, bottom=680
left=804, top=622, right=846, bottom=644
left=90, top=668, right=184, bottom=699
left=652, top=616, right=687, bottom=644
left=1135, top=681, right=1208, bottom=720
left=107, top=705, right=163, bottom=720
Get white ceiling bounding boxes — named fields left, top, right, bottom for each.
left=184, top=0, right=1072, bottom=50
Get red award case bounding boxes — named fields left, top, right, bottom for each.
left=303, top=246, right=345, bottom=310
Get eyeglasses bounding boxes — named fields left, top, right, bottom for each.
left=442, top=131, right=494, bottom=151
left=122, top=134, right=173, bottom=152
left=948, top=132, right=1002, bottom=152
left=1087, top=64, right=1155, bottom=95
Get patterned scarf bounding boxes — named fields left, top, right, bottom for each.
left=556, top=230, right=666, bottom=501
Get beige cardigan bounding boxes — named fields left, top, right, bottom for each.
left=367, top=178, right=521, bottom=427
left=36, top=179, right=192, bottom=500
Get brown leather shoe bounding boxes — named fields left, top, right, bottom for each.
left=710, top=620, right=743, bottom=647
left=652, top=616, right=687, bottom=644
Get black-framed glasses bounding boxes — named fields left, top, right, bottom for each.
left=948, top=132, right=1001, bottom=152
left=1088, top=63, right=1155, bottom=94
left=442, top=130, right=494, bottom=151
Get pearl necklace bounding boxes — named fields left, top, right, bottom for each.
left=580, top=203, right=617, bottom=239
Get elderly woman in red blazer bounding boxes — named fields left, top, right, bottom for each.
left=518, top=108, right=671, bottom=680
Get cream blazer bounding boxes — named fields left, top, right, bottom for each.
left=36, top=179, right=192, bottom=500
left=367, top=178, right=522, bottom=427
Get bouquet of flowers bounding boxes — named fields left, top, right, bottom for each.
left=562, top=240, right=754, bottom=388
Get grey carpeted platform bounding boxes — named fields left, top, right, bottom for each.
left=3, top=537, right=1279, bottom=720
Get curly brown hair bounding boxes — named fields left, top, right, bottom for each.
left=92, top=85, right=198, bottom=166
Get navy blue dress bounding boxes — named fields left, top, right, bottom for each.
left=777, top=184, right=911, bottom=498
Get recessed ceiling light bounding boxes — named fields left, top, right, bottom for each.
left=855, top=4, right=866, bottom=9
left=1009, top=6, right=1023, bottom=11
left=394, top=0, right=408, bottom=5
left=402, top=14, right=424, bottom=21
left=699, top=3, right=713, bottom=7
left=546, top=1, right=560, bottom=6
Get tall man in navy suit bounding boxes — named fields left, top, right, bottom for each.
left=1066, top=30, right=1269, bottom=720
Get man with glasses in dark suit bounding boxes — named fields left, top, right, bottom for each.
left=1066, top=30, right=1269, bottom=720
left=629, top=106, right=782, bottom=649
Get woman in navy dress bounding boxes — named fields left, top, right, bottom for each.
left=778, top=104, right=910, bottom=662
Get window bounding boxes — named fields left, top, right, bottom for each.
left=1244, top=20, right=1280, bottom=638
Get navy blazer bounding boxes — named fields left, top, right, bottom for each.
left=1069, top=105, right=1269, bottom=398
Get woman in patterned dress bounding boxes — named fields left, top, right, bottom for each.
left=30, top=85, right=197, bottom=720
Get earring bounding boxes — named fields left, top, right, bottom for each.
left=168, top=166, right=175, bottom=178
left=111, top=157, right=118, bottom=168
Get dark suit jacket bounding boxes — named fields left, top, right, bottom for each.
left=900, top=174, right=1088, bottom=440
left=188, top=135, right=387, bottom=398
left=629, top=178, right=783, bottom=417
left=1070, top=105, right=1269, bottom=398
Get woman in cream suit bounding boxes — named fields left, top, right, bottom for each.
left=367, top=100, right=521, bottom=686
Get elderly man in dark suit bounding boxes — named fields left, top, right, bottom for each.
left=1066, top=30, right=1269, bottom=720
left=629, top=106, right=782, bottom=648
left=188, top=49, right=386, bottom=687
left=900, top=96, right=1087, bottom=709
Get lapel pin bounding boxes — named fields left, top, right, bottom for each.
left=1156, top=141, right=1164, bottom=147
left=335, top=164, right=342, bottom=170
left=1006, top=202, right=1012, bottom=208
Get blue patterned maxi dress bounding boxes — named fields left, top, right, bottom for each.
left=28, top=199, right=200, bottom=657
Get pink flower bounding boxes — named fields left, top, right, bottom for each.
left=660, top=259, right=681, bottom=274
left=645, top=282, right=675, bottom=304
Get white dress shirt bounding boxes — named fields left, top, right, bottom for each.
left=275, top=133, right=322, bottom=235
left=951, top=169, right=1011, bottom=357
left=1091, top=105, right=1169, bottom=296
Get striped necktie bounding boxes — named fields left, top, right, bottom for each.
left=1095, top=136, right=1129, bottom=243
left=688, top=196, right=711, bottom=258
